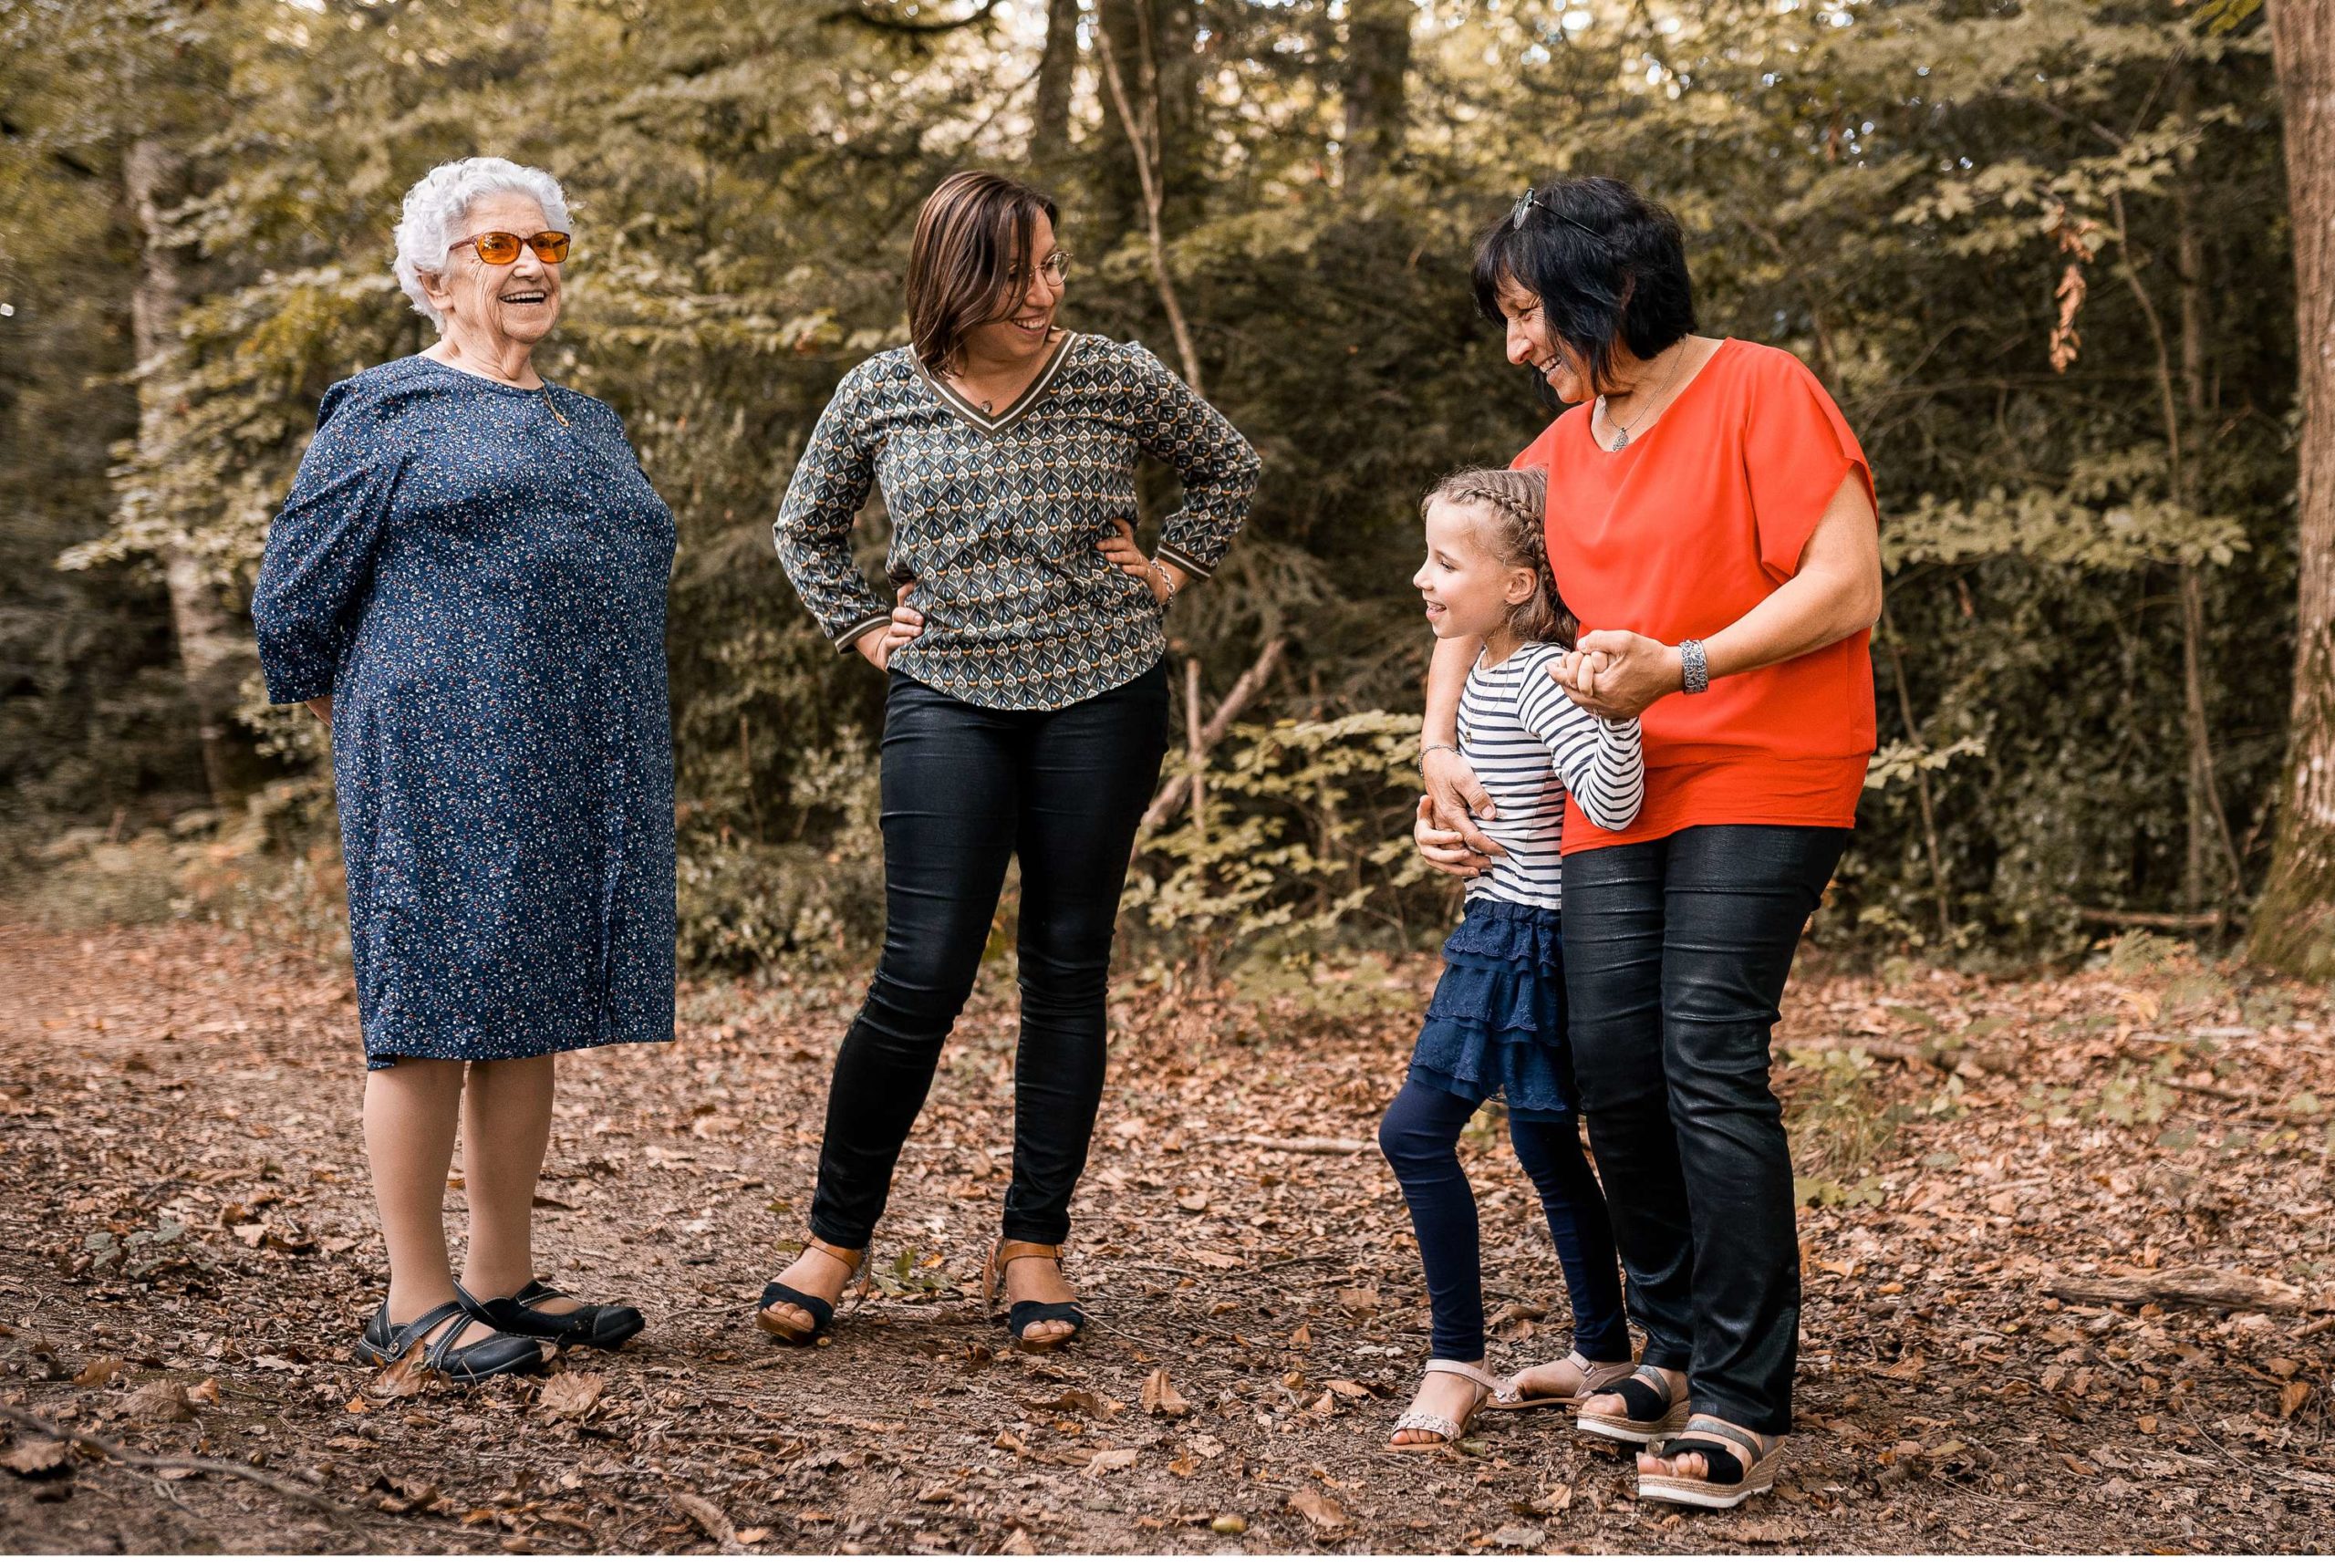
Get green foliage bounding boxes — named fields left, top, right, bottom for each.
left=1125, top=711, right=1437, bottom=959
left=0, top=0, right=2302, bottom=968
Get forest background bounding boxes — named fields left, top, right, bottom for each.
left=3, top=0, right=2328, bottom=981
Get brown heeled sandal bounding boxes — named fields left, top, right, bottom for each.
left=982, top=1240, right=1085, bottom=1348
left=755, top=1238, right=868, bottom=1345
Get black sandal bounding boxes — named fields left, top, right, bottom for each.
left=1572, top=1364, right=1691, bottom=1445
left=755, top=1238, right=868, bottom=1345
left=457, top=1279, right=645, bottom=1350
left=356, top=1299, right=545, bottom=1386
left=983, top=1240, right=1086, bottom=1348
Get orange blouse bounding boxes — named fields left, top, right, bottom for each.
left=1512, top=338, right=1876, bottom=852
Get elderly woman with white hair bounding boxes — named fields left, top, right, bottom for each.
left=251, top=157, right=676, bottom=1384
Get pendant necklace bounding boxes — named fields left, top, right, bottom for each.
left=1594, top=345, right=1684, bottom=452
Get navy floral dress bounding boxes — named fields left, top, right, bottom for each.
left=252, top=356, right=677, bottom=1070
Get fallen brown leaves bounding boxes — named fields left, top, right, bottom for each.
left=3, top=921, right=2332, bottom=1553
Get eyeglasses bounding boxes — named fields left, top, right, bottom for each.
left=446, top=230, right=572, bottom=265
left=1510, top=188, right=1601, bottom=241
left=1012, top=254, right=1072, bottom=286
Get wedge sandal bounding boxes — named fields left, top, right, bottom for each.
left=1635, top=1415, right=1785, bottom=1510
left=1388, top=1358, right=1498, bottom=1450
left=1485, top=1348, right=1638, bottom=1413
left=1573, top=1365, right=1691, bottom=1444
left=755, top=1238, right=868, bottom=1345
left=983, top=1240, right=1086, bottom=1348
left=458, top=1279, right=645, bottom=1350
left=356, top=1299, right=544, bottom=1386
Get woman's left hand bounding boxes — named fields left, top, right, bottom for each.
left=1553, top=630, right=1681, bottom=721
left=1099, top=519, right=1173, bottom=605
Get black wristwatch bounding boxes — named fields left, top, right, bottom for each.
left=1679, top=638, right=1709, bottom=695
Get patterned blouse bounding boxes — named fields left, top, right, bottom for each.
left=773, top=333, right=1261, bottom=711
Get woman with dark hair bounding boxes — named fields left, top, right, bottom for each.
left=1414, top=175, right=1882, bottom=1507
left=767, top=170, right=1260, bottom=1348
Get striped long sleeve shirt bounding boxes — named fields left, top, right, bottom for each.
left=1458, top=641, right=1645, bottom=912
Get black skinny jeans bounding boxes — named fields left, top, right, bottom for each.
left=1562, top=825, right=1848, bottom=1436
left=808, top=662, right=1169, bottom=1251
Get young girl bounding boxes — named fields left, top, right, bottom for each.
left=1381, top=466, right=1645, bottom=1449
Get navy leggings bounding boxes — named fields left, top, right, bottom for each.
left=1376, top=1080, right=1630, bottom=1365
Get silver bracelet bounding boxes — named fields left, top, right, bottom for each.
left=1419, top=742, right=1460, bottom=771
left=1679, top=638, right=1709, bottom=695
left=1151, top=558, right=1178, bottom=614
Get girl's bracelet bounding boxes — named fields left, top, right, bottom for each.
left=1151, top=558, right=1178, bottom=613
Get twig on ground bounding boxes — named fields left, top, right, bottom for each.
left=2037, top=1265, right=2308, bottom=1313
left=0, top=1400, right=353, bottom=1519
left=1205, top=1135, right=1371, bottom=1156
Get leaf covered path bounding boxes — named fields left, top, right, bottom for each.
left=2, top=921, right=2330, bottom=1552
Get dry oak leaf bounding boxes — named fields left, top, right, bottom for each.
left=1324, top=1379, right=1373, bottom=1400
left=1084, top=1447, right=1139, bottom=1477
left=669, top=1490, right=741, bottom=1552
left=1336, top=1287, right=1381, bottom=1317
left=535, top=1369, right=606, bottom=1423
left=367, top=1347, right=448, bottom=1401
left=1877, top=1352, right=1927, bottom=1382
left=72, top=1355, right=126, bottom=1388
left=1142, top=1367, right=1191, bottom=1417
left=119, top=1380, right=196, bottom=1423
left=1002, top=1527, right=1038, bottom=1553
left=1, top=1441, right=69, bottom=1479
left=2278, top=1381, right=2314, bottom=1420
left=1288, top=1489, right=1350, bottom=1532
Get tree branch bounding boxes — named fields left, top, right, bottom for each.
left=824, top=0, right=1001, bottom=34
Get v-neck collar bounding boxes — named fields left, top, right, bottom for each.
left=916, top=331, right=1079, bottom=437
left=1581, top=337, right=1734, bottom=456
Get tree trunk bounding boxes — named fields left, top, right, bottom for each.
left=1093, top=0, right=1198, bottom=243
left=126, top=135, right=261, bottom=811
left=1341, top=0, right=1411, bottom=195
left=2255, top=0, right=2335, bottom=977
left=1031, top=0, right=1080, bottom=161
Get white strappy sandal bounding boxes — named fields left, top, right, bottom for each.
left=1485, top=1348, right=1639, bottom=1412
left=1387, top=1358, right=1499, bottom=1450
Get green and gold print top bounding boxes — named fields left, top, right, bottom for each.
left=773, top=332, right=1261, bottom=711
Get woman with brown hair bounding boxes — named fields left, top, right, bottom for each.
left=766, top=170, right=1260, bottom=1347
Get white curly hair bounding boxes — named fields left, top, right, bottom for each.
left=391, top=157, right=572, bottom=330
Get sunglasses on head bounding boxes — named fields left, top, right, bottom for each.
left=1510, top=188, right=1601, bottom=240
left=446, top=230, right=572, bottom=265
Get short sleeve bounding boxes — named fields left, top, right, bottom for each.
left=251, top=378, right=408, bottom=705
left=1742, top=353, right=1873, bottom=582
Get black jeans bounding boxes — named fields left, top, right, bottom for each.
left=807, top=662, right=1169, bottom=1251
left=1377, top=1080, right=1630, bottom=1366
left=1561, top=825, right=1848, bottom=1436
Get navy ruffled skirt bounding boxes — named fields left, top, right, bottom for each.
left=1408, top=898, right=1578, bottom=1123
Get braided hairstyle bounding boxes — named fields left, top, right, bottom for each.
left=1421, top=466, right=1579, bottom=649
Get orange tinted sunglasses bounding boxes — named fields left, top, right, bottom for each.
left=447, top=230, right=571, bottom=265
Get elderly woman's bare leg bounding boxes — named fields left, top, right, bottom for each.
left=366, top=1059, right=498, bottom=1351
left=458, top=1056, right=570, bottom=1308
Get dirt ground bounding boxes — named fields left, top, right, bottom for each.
left=1, top=917, right=2330, bottom=1554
